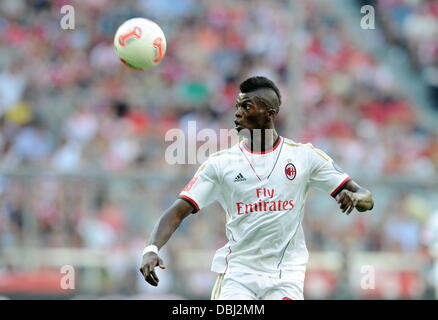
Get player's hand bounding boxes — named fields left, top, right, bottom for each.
left=336, top=189, right=359, bottom=215
left=139, top=252, right=166, bottom=286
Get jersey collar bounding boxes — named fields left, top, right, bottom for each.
left=242, top=136, right=283, bottom=154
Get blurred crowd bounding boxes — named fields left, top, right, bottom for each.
left=0, top=0, right=438, bottom=298
left=371, top=0, right=438, bottom=106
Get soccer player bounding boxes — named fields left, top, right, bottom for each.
left=139, top=76, right=374, bottom=300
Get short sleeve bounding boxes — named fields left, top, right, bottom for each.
left=307, top=144, right=351, bottom=197
left=178, top=158, right=220, bottom=213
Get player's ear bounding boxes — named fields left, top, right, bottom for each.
left=267, top=108, right=276, bottom=118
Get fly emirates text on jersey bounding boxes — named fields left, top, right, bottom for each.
left=236, top=188, right=295, bottom=215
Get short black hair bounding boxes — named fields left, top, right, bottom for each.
left=239, top=76, right=281, bottom=106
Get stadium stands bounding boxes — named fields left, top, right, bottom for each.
left=0, top=0, right=437, bottom=299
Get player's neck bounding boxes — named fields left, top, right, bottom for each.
left=247, top=129, right=279, bottom=153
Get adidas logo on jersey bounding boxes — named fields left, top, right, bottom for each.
left=234, top=173, right=246, bottom=182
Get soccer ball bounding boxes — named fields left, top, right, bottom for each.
left=114, top=18, right=166, bottom=70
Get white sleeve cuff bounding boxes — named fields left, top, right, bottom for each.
left=142, top=245, right=158, bottom=255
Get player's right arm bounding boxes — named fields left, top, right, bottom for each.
left=139, top=199, right=193, bottom=287
left=139, top=156, right=220, bottom=287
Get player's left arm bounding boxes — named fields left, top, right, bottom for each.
left=335, top=179, right=374, bottom=215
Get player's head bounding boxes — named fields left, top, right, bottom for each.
left=234, top=76, right=281, bottom=132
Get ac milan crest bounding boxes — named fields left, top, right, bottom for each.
left=285, top=163, right=296, bottom=180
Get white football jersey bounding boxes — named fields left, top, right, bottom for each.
left=179, top=136, right=350, bottom=280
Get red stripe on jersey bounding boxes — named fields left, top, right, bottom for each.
left=330, top=177, right=351, bottom=197
left=183, top=177, right=198, bottom=192
left=178, top=194, right=200, bottom=213
left=243, top=136, right=282, bottom=154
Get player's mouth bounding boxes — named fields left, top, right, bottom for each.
left=234, top=120, right=242, bottom=130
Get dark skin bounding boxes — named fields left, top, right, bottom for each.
left=139, top=199, right=193, bottom=286
left=140, top=89, right=374, bottom=286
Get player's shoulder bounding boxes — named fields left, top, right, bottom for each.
left=211, top=141, right=242, bottom=157
left=282, top=138, right=331, bottom=160
left=282, top=137, right=309, bottom=149
left=210, top=145, right=238, bottom=158
left=205, top=143, right=240, bottom=165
